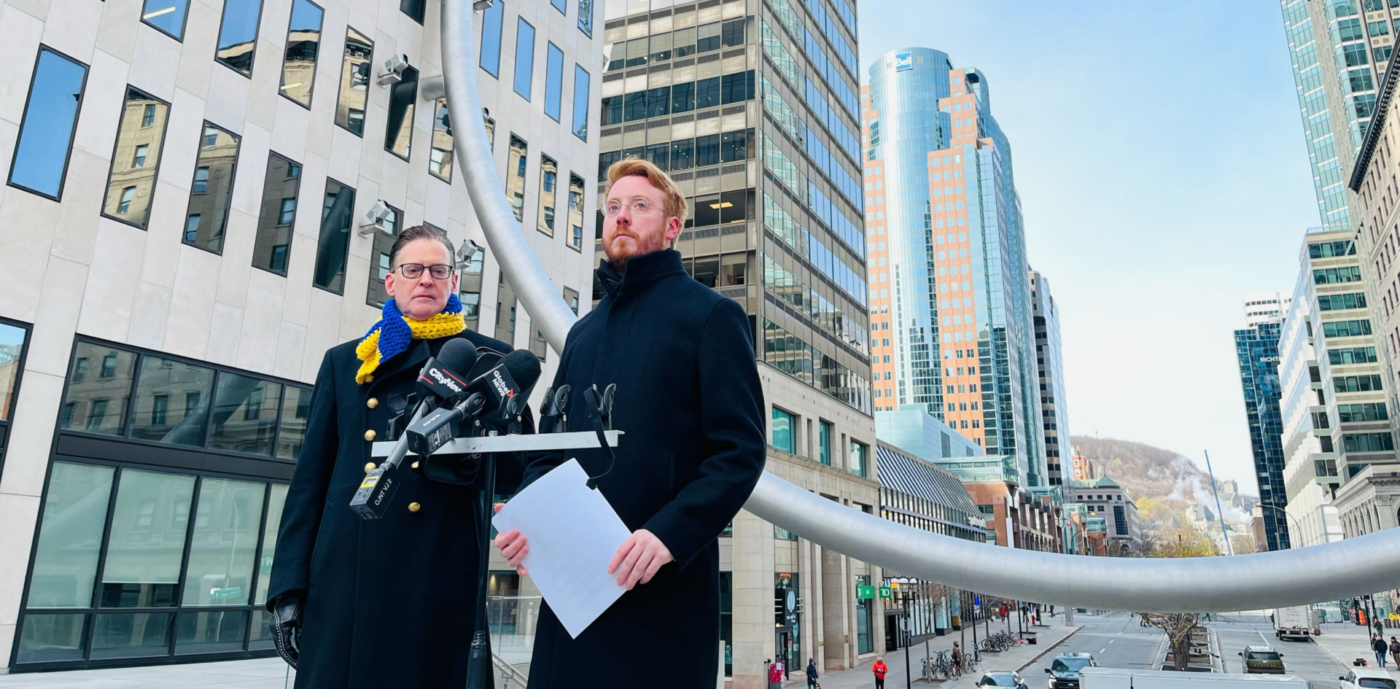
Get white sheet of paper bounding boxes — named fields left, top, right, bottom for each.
left=491, top=459, right=631, bottom=638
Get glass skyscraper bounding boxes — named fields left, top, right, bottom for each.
left=1234, top=314, right=1291, bottom=551
left=863, top=50, right=1043, bottom=487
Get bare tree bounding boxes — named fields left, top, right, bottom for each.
left=1142, top=612, right=1203, bottom=672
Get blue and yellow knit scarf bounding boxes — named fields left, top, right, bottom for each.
left=355, top=294, right=466, bottom=384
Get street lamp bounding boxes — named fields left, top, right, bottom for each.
left=1255, top=503, right=1305, bottom=547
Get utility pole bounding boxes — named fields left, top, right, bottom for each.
left=1203, top=450, right=1234, bottom=555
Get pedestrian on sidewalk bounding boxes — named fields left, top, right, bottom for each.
left=806, top=658, right=819, bottom=688
left=1373, top=635, right=1389, bottom=668
left=952, top=642, right=964, bottom=672
left=872, top=657, right=889, bottom=689
left=1389, top=636, right=1400, bottom=668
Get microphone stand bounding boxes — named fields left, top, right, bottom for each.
left=465, top=429, right=498, bottom=689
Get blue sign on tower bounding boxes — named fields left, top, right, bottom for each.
left=894, top=52, right=912, bottom=71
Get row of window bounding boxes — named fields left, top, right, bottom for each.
left=1344, top=431, right=1395, bottom=453
left=599, top=71, right=755, bottom=126
left=1322, top=318, right=1373, bottom=338
left=1330, top=346, right=1378, bottom=365
left=1314, top=266, right=1364, bottom=284
left=769, top=406, right=866, bottom=475
left=604, top=18, right=748, bottom=72
left=761, top=317, right=871, bottom=414
left=1338, top=402, right=1389, bottom=422
left=1318, top=292, right=1367, bottom=310
left=1333, top=374, right=1385, bottom=393
left=502, top=134, right=589, bottom=250
left=480, top=1, right=592, bottom=140
left=763, top=191, right=868, bottom=305
left=764, top=255, right=868, bottom=354
left=600, top=129, right=755, bottom=180
left=59, top=341, right=311, bottom=460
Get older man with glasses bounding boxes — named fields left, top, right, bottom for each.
left=266, top=224, right=530, bottom=688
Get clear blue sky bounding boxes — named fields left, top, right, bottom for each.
left=857, top=1, right=1320, bottom=491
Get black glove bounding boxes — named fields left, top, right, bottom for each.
left=269, top=592, right=304, bottom=669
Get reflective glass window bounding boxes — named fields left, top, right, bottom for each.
left=27, top=462, right=115, bottom=609
left=672, top=81, right=695, bottom=113
left=335, top=28, right=373, bottom=135
left=366, top=205, right=402, bottom=308
left=771, top=407, right=795, bottom=453
left=130, top=355, right=215, bottom=446
left=647, top=86, right=670, bottom=117
left=176, top=610, right=247, bottom=655
left=61, top=343, right=136, bottom=436
left=385, top=65, right=418, bottom=159
left=105, top=90, right=169, bottom=226
left=568, top=173, right=585, bottom=251
left=514, top=18, right=536, bottom=99
left=696, top=134, right=719, bottom=167
left=544, top=43, right=564, bottom=121
left=91, top=612, right=173, bottom=659
left=17, top=614, right=86, bottom=664
left=252, top=154, right=301, bottom=275
left=507, top=135, right=528, bottom=222
left=538, top=156, right=557, bottom=236
left=180, top=478, right=265, bottom=606
left=184, top=124, right=241, bottom=254
left=572, top=64, right=590, bottom=140
left=430, top=99, right=454, bottom=182
left=481, top=0, right=505, bottom=77
left=210, top=374, right=281, bottom=455
left=216, top=0, right=264, bottom=76
left=696, top=76, right=720, bottom=109
left=280, top=0, right=323, bottom=107
left=578, top=0, right=593, bottom=36
left=10, top=47, right=87, bottom=200
left=313, top=178, right=355, bottom=293
left=99, top=469, right=197, bottom=608
left=277, top=386, right=313, bottom=459
left=400, top=0, right=424, bottom=23
left=142, top=0, right=191, bottom=39
left=0, top=321, right=26, bottom=422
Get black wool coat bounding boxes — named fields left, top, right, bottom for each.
left=519, top=249, right=767, bottom=689
left=267, top=329, right=526, bottom=689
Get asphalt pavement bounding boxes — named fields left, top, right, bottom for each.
left=1018, top=611, right=1164, bottom=683
left=1210, top=613, right=1352, bottom=689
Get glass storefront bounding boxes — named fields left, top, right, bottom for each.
left=855, top=574, right=873, bottom=654
left=13, top=338, right=307, bottom=669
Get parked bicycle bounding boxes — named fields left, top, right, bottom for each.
left=923, top=649, right=961, bottom=681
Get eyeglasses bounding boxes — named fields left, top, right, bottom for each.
left=604, top=198, right=659, bottom=217
left=397, top=263, right=454, bottom=280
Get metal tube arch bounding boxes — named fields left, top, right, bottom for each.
left=439, top=0, right=1400, bottom=612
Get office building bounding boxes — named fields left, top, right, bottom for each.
left=597, top=0, right=881, bottom=682
left=0, top=0, right=600, bottom=672
left=1031, top=270, right=1071, bottom=486
left=862, top=48, right=1042, bottom=488
left=1245, top=292, right=1291, bottom=326
left=1233, top=301, right=1291, bottom=550
left=1065, top=476, right=1140, bottom=557
left=875, top=406, right=982, bottom=461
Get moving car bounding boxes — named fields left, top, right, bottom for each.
left=978, top=670, right=1028, bottom=688
left=1046, top=652, right=1097, bottom=689
left=1239, top=645, right=1286, bottom=674
left=1340, top=668, right=1399, bottom=689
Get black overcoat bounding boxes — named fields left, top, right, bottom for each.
left=267, top=329, right=524, bottom=688
left=519, top=249, right=767, bottom=689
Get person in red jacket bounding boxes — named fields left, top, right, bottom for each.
left=872, top=657, right=889, bottom=689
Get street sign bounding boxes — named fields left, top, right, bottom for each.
left=856, top=585, right=875, bottom=600
left=878, top=585, right=893, bottom=599
left=209, top=587, right=242, bottom=600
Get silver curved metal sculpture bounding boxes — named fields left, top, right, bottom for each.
left=439, top=1, right=1400, bottom=612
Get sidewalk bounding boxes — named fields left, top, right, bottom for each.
left=803, top=620, right=1080, bottom=689
left=1312, top=622, right=1400, bottom=680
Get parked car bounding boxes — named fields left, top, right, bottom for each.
left=1340, top=668, right=1399, bottom=689
left=1046, top=652, right=1097, bottom=689
left=978, top=670, right=1028, bottom=688
left=1240, top=645, right=1286, bottom=674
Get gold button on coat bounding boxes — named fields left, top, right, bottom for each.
left=364, top=429, right=377, bottom=441
left=408, top=502, right=421, bottom=513
left=367, top=398, right=378, bottom=409
left=365, top=462, right=376, bottom=472
left=365, top=375, right=374, bottom=383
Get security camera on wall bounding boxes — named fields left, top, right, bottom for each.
left=456, top=239, right=481, bottom=269
left=473, top=0, right=494, bottom=10
left=378, top=54, right=411, bottom=86
left=358, top=200, right=393, bottom=236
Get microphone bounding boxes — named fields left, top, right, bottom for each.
left=350, top=339, right=480, bottom=519
left=406, top=351, right=542, bottom=456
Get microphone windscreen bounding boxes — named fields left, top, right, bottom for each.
left=438, top=338, right=480, bottom=374
left=501, top=350, right=543, bottom=391
left=465, top=350, right=503, bottom=380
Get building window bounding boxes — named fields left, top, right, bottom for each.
left=507, top=135, right=528, bottom=222
left=335, top=28, right=373, bottom=135
left=564, top=286, right=580, bottom=316
left=184, top=124, right=241, bottom=254
left=495, top=274, right=518, bottom=345
left=10, top=47, right=88, bottom=200
left=543, top=43, right=566, bottom=122
left=572, top=65, right=590, bottom=141
left=141, top=0, right=191, bottom=39
left=215, top=0, right=264, bottom=76
left=513, top=17, right=536, bottom=100
left=313, top=179, right=356, bottom=294
left=480, top=0, right=505, bottom=78
left=771, top=407, right=796, bottom=454
left=117, top=187, right=136, bottom=213
left=430, top=99, right=454, bottom=182
left=849, top=440, right=867, bottom=478
left=818, top=420, right=832, bottom=465
left=567, top=173, right=586, bottom=251
left=460, top=248, right=485, bottom=331
left=252, top=153, right=301, bottom=275
left=538, top=156, right=558, bottom=236
left=400, top=0, right=424, bottom=23
left=280, top=0, right=323, bottom=107
left=385, top=64, right=419, bottom=160
left=366, top=204, right=403, bottom=308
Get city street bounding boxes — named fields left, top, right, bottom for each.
left=1019, top=612, right=1163, bottom=679
left=1211, top=614, right=1354, bottom=688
